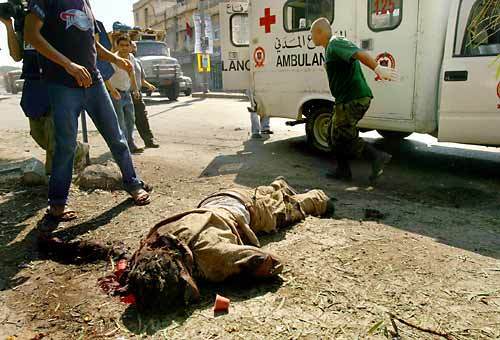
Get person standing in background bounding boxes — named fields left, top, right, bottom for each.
left=247, top=89, right=273, bottom=140
left=106, top=35, right=142, bottom=154
left=130, top=41, right=159, bottom=149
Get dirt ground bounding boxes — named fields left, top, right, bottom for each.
left=1, top=98, right=500, bottom=339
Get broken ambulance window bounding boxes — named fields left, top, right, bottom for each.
left=231, top=13, right=250, bottom=47
left=368, top=0, right=403, bottom=32
left=284, top=0, right=335, bottom=32
left=456, top=0, right=500, bottom=57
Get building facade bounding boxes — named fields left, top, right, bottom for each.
left=133, top=0, right=225, bottom=91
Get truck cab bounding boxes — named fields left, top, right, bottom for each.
left=220, top=0, right=500, bottom=151
left=135, top=40, right=182, bottom=100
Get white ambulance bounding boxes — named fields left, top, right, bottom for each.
left=220, top=0, right=500, bottom=152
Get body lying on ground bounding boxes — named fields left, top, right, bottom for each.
left=39, top=178, right=334, bottom=311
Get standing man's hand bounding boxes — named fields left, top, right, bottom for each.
left=354, top=51, right=400, bottom=82
left=110, top=88, right=121, bottom=101
left=374, top=65, right=399, bottom=82
left=147, top=83, right=156, bottom=92
left=64, top=62, right=92, bottom=88
left=132, top=90, right=141, bottom=100
left=114, top=57, right=133, bottom=73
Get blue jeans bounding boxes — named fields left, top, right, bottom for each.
left=47, top=80, right=142, bottom=206
left=111, top=91, right=135, bottom=147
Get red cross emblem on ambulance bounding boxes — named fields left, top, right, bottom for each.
left=260, top=8, right=276, bottom=34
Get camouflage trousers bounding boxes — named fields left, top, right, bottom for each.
left=329, top=97, right=372, bottom=159
left=29, top=114, right=87, bottom=175
left=29, top=115, right=55, bottom=175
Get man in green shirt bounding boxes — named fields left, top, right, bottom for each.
left=311, top=18, right=398, bottom=183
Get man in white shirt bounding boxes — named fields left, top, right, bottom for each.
left=106, top=35, right=142, bottom=153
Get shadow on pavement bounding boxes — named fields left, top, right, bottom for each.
left=148, top=98, right=206, bottom=118
left=143, top=97, right=175, bottom=106
left=0, top=198, right=131, bottom=292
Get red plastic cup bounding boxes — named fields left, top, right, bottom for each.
left=213, top=294, right=230, bottom=312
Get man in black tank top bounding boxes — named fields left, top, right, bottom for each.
left=25, top=0, right=152, bottom=221
left=1, top=7, right=87, bottom=175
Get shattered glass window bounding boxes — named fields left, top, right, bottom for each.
left=457, top=0, right=500, bottom=56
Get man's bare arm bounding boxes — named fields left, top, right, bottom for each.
left=96, top=41, right=133, bottom=73
left=142, top=79, right=156, bottom=90
left=128, top=68, right=139, bottom=92
left=96, top=41, right=117, bottom=63
left=354, top=51, right=378, bottom=71
left=0, top=18, right=23, bottom=61
left=105, top=79, right=121, bottom=100
left=24, top=13, right=92, bottom=87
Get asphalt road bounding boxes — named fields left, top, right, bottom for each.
left=1, top=92, right=499, bottom=165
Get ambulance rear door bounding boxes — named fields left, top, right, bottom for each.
left=437, top=0, right=500, bottom=145
left=220, top=1, right=251, bottom=91
left=357, top=0, right=419, bottom=121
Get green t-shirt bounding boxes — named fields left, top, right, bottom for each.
left=325, top=37, right=373, bottom=104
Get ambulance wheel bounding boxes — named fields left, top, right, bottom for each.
left=184, top=89, right=192, bottom=96
left=377, top=130, right=412, bottom=140
left=306, top=107, right=332, bottom=153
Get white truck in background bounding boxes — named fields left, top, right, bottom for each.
left=220, top=0, right=500, bottom=152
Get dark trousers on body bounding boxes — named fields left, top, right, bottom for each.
left=133, top=96, right=155, bottom=145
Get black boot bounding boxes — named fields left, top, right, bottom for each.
left=326, top=157, right=352, bottom=181
left=145, top=139, right=160, bottom=148
left=363, top=144, right=392, bottom=183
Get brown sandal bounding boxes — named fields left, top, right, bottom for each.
left=130, top=189, right=151, bottom=206
left=45, top=209, right=78, bottom=223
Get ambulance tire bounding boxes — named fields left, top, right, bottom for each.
left=377, top=130, right=412, bottom=141
left=306, top=107, right=332, bottom=153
